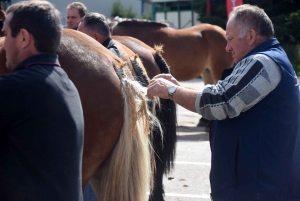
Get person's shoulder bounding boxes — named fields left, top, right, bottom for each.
left=253, top=53, right=272, bottom=61
left=0, top=74, right=21, bottom=95
left=0, top=74, right=16, bottom=84
left=253, top=53, right=277, bottom=66
left=239, top=53, right=275, bottom=66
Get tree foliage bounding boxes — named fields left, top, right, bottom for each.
left=193, top=0, right=228, bottom=29
left=111, top=0, right=136, bottom=18
left=193, top=0, right=300, bottom=44
left=193, top=0, right=300, bottom=72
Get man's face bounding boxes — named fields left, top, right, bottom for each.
left=2, top=12, right=21, bottom=70
left=67, top=8, right=81, bottom=29
left=225, top=20, right=251, bottom=64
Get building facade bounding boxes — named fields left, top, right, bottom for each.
left=1, top=0, right=199, bottom=29
left=151, top=0, right=199, bottom=29
left=2, top=0, right=150, bottom=26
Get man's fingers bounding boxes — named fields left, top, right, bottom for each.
left=152, top=73, right=172, bottom=80
left=147, top=86, right=155, bottom=99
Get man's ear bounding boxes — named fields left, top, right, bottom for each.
left=247, top=29, right=257, bottom=46
left=94, top=32, right=104, bottom=44
left=18, top=28, right=32, bottom=49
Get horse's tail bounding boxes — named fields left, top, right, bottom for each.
left=91, top=60, right=160, bottom=201
left=153, top=45, right=177, bottom=174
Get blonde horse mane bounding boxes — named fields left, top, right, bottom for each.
left=89, top=57, right=161, bottom=201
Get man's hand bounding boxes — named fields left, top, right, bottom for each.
left=147, top=74, right=180, bottom=99
left=155, top=74, right=180, bottom=86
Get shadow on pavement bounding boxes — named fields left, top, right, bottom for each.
left=177, top=126, right=210, bottom=133
left=176, top=126, right=209, bottom=141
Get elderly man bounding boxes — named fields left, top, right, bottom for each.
left=77, top=12, right=120, bottom=58
left=0, top=1, right=84, bottom=200
left=65, top=2, right=87, bottom=29
left=147, top=4, right=300, bottom=201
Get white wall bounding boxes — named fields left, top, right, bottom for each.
left=8, top=0, right=146, bottom=26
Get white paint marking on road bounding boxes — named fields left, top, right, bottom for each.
left=175, top=161, right=211, bottom=166
left=165, top=193, right=210, bottom=199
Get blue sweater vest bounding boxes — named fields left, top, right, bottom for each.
left=210, top=39, right=300, bottom=201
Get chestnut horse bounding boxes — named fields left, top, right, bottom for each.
left=0, top=29, right=160, bottom=201
left=112, top=21, right=234, bottom=84
left=113, top=36, right=177, bottom=201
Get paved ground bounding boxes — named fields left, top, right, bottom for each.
left=162, top=78, right=212, bottom=201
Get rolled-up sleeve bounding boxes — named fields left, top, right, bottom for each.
left=195, top=54, right=282, bottom=120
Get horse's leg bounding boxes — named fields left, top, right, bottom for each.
left=201, top=68, right=214, bottom=85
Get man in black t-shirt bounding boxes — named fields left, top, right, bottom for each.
left=0, top=1, right=84, bottom=200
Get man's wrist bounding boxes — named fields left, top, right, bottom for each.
left=168, top=85, right=178, bottom=100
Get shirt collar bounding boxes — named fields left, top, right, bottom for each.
left=13, top=53, right=60, bottom=72
left=102, top=38, right=112, bottom=48
left=242, top=38, right=280, bottom=59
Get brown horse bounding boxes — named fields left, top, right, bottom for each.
left=0, top=29, right=159, bottom=201
left=112, top=21, right=234, bottom=84
left=113, top=36, right=177, bottom=201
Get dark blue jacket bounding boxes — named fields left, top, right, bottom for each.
left=0, top=54, right=84, bottom=201
left=210, top=39, right=300, bottom=201
left=102, top=37, right=121, bottom=58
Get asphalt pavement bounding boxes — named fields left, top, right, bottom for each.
left=162, top=78, right=211, bottom=201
